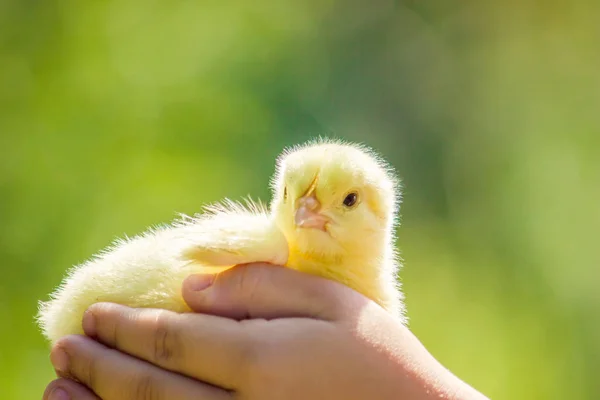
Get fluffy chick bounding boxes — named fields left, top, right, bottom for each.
left=37, top=138, right=405, bottom=344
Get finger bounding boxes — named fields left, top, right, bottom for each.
left=82, top=303, right=254, bottom=391
left=51, top=334, right=233, bottom=400
left=43, top=378, right=100, bottom=400
left=182, top=263, right=368, bottom=321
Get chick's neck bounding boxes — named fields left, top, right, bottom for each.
left=284, top=237, right=388, bottom=305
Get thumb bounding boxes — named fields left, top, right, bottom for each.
left=181, top=263, right=367, bottom=321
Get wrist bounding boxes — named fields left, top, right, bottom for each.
left=385, top=327, right=489, bottom=400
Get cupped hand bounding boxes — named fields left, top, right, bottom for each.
left=43, top=263, right=488, bottom=400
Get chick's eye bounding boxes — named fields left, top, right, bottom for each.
left=283, top=186, right=288, bottom=200
left=343, top=192, right=359, bottom=208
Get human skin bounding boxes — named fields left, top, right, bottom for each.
left=43, top=263, right=489, bottom=400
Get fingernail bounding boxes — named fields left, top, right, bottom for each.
left=187, top=274, right=215, bottom=291
left=49, top=387, right=70, bottom=400
left=82, top=309, right=96, bottom=337
left=50, top=347, right=69, bottom=374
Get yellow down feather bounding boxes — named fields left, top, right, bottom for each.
left=37, top=137, right=406, bottom=344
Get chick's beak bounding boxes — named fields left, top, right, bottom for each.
left=294, top=194, right=329, bottom=231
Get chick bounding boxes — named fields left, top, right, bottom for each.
left=37, top=138, right=405, bottom=344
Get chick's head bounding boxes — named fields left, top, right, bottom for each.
left=270, top=139, right=400, bottom=259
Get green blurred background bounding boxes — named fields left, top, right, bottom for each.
left=1, top=1, right=598, bottom=399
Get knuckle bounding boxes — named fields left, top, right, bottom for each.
left=241, top=343, right=281, bottom=393
left=236, top=265, right=265, bottom=304
left=131, top=373, right=161, bottom=400
left=234, top=323, right=269, bottom=385
left=107, top=310, right=121, bottom=348
left=84, top=355, right=98, bottom=391
left=150, top=310, right=182, bottom=365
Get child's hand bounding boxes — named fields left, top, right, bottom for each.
left=43, top=263, right=488, bottom=400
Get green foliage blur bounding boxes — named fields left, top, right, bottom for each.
left=1, top=1, right=598, bottom=399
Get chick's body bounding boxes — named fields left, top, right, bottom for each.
left=38, top=139, right=405, bottom=344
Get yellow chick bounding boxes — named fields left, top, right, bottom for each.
left=37, top=138, right=406, bottom=344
